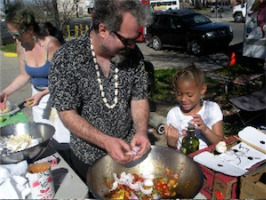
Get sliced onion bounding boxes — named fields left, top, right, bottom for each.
left=126, top=174, right=134, bottom=185
left=120, top=172, right=130, bottom=184
left=110, top=173, right=119, bottom=191
left=130, top=192, right=139, bottom=200
left=124, top=173, right=133, bottom=182
left=120, top=171, right=127, bottom=178
left=126, top=173, right=134, bottom=181
left=110, top=181, right=118, bottom=191
left=113, top=173, right=118, bottom=181
left=143, top=179, right=154, bottom=187
left=129, top=181, right=141, bottom=191
left=110, top=172, right=153, bottom=195
left=140, top=185, right=153, bottom=195
left=153, top=193, right=161, bottom=199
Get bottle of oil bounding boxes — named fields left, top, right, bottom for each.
left=180, top=123, right=199, bottom=154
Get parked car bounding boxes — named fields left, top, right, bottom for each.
left=232, top=3, right=246, bottom=23
left=0, top=21, right=14, bottom=46
left=146, top=9, right=233, bottom=55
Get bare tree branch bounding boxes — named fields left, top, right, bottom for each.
left=27, top=0, right=75, bottom=31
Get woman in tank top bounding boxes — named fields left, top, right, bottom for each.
left=0, top=2, right=71, bottom=162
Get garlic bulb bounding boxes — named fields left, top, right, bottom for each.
left=215, top=141, right=227, bottom=153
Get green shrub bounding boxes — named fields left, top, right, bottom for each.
left=0, top=43, right=16, bottom=53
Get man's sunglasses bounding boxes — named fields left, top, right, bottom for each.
left=8, top=29, right=26, bottom=37
left=113, top=31, right=140, bottom=46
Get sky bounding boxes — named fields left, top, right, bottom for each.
left=0, top=0, right=31, bottom=10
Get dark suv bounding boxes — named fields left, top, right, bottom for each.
left=147, top=9, right=233, bottom=55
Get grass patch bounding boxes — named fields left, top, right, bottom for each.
left=215, top=62, right=264, bottom=77
left=0, top=43, right=16, bottom=53
left=195, top=8, right=212, bottom=15
left=151, top=68, right=177, bottom=104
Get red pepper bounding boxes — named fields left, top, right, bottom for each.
left=215, top=191, right=224, bottom=199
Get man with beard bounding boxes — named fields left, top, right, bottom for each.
left=48, top=0, right=151, bottom=181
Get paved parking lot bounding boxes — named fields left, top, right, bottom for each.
left=137, top=42, right=230, bottom=71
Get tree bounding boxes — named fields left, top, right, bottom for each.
left=31, top=0, right=53, bottom=23
left=194, top=0, right=203, bottom=9
left=29, top=0, right=75, bottom=31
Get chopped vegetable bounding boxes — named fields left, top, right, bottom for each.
left=5, top=133, right=41, bottom=153
left=26, top=100, right=34, bottom=105
left=105, top=170, right=179, bottom=200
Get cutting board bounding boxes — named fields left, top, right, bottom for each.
left=0, top=112, right=30, bottom=128
left=193, top=126, right=266, bottom=176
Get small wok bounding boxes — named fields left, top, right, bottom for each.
left=0, top=122, right=55, bottom=164
left=87, top=145, right=203, bottom=199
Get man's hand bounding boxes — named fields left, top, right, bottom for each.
left=130, top=132, right=151, bottom=161
left=105, top=137, right=135, bottom=164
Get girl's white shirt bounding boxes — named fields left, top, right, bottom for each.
left=166, top=100, right=223, bottom=150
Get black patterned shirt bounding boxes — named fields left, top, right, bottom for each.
left=49, top=32, right=148, bottom=166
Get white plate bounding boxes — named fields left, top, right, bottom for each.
left=0, top=101, right=20, bottom=117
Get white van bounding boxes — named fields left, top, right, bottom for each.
left=232, top=3, right=246, bottom=22
left=150, top=0, right=180, bottom=12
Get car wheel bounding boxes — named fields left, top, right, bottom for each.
left=157, top=123, right=165, bottom=135
left=151, top=36, right=162, bottom=51
left=234, top=13, right=243, bottom=23
left=187, top=40, right=202, bottom=56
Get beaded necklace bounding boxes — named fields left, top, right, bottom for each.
left=90, top=39, right=119, bottom=109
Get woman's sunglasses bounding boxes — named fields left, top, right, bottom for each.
left=113, top=31, right=141, bottom=46
left=8, top=29, right=26, bottom=37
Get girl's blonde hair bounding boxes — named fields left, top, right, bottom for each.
left=173, top=63, right=205, bottom=94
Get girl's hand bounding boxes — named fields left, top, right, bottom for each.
left=191, top=114, right=208, bottom=133
left=163, top=124, right=179, bottom=148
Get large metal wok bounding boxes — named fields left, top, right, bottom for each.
left=87, top=145, right=203, bottom=199
left=0, top=122, right=55, bottom=164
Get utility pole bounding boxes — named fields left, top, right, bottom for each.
left=3, top=0, right=11, bottom=10
left=215, top=0, right=218, bottom=18
left=52, top=0, right=60, bottom=28
left=74, top=0, right=79, bottom=18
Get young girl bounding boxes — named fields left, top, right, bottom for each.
left=164, top=64, right=224, bottom=150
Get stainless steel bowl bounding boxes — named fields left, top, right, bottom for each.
left=87, top=145, right=203, bottom=199
left=0, top=122, right=55, bottom=164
